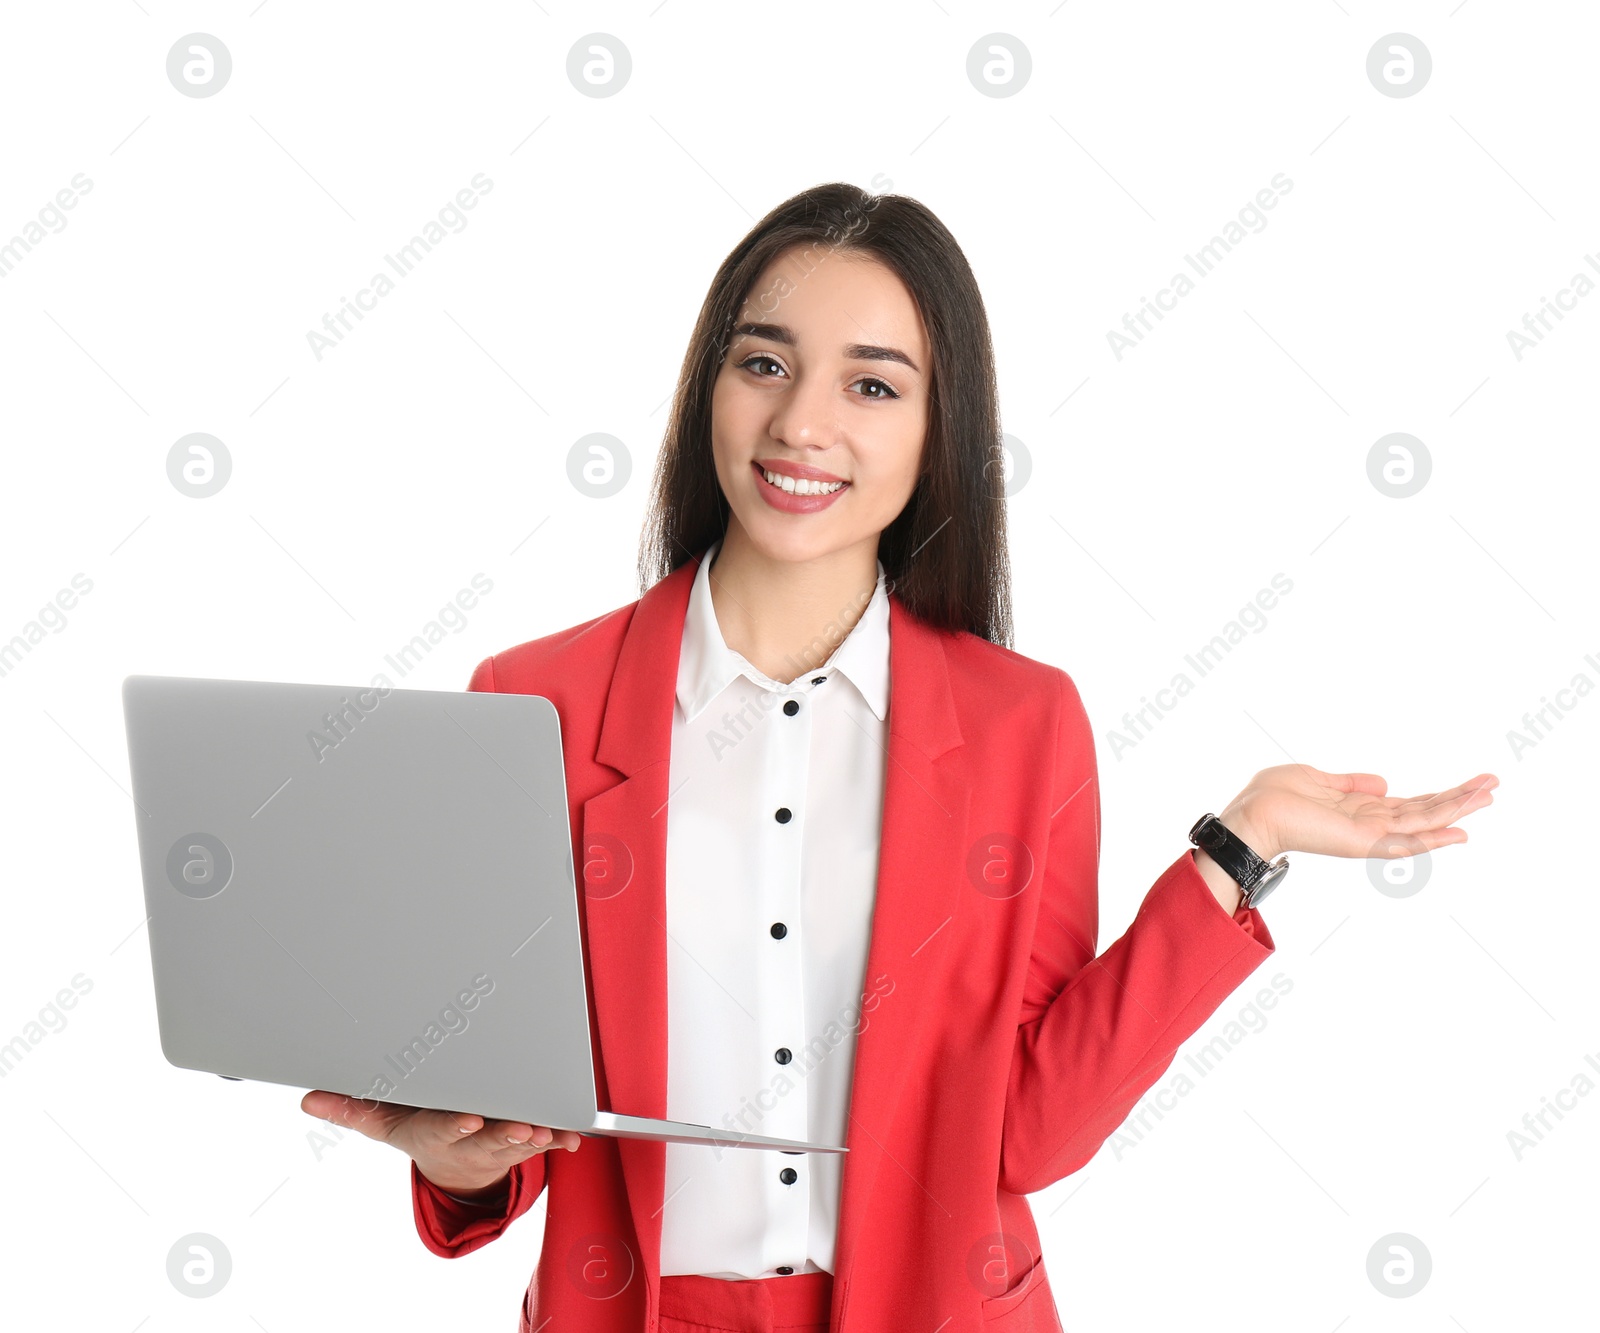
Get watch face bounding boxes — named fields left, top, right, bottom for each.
left=1250, top=861, right=1289, bottom=905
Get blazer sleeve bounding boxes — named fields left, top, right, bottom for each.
left=411, top=652, right=552, bottom=1256
left=997, top=669, right=1277, bottom=1196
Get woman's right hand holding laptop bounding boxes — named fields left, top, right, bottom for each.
left=301, top=1088, right=582, bottom=1197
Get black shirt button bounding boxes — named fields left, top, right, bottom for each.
left=783, top=699, right=799, bottom=716
left=779, top=1167, right=798, bottom=1185
left=774, top=807, right=792, bottom=824
left=776, top=1265, right=795, bottom=1275
left=775, top=1047, right=791, bottom=1064
left=770, top=922, right=787, bottom=939
left=811, top=676, right=826, bottom=685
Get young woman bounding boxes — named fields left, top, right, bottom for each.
left=302, top=182, right=1496, bottom=1333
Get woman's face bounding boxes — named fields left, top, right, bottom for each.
left=710, top=246, right=931, bottom=567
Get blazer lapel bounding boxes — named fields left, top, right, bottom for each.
left=580, top=550, right=968, bottom=1305
left=581, top=552, right=699, bottom=1293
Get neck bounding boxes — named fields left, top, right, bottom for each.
left=706, top=523, right=881, bottom=684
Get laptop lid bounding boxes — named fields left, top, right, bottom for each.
left=123, top=675, right=601, bottom=1132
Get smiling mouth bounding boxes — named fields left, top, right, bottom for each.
left=755, top=466, right=849, bottom=497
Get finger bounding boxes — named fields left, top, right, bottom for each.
left=302, top=1090, right=393, bottom=1131
left=304, top=1091, right=442, bottom=1146
left=1384, top=776, right=1496, bottom=829
left=1454, top=772, right=1500, bottom=800
left=1328, top=771, right=1389, bottom=796
left=1385, top=791, right=1440, bottom=809
left=450, top=1125, right=582, bottom=1178
left=1416, top=773, right=1498, bottom=806
left=301, top=1089, right=347, bottom=1120
left=1411, top=781, right=1496, bottom=826
left=1382, top=773, right=1499, bottom=814
left=1434, top=782, right=1496, bottom=817
left=1373, top=825, right=1468, bottom=855
left=408, top=1106, right=501, bottom=1149
left=465, top=1118, right=544, bottom=1149
left=1434, top=772, right=1498, bottom=800
left=466, top=1123, right=583, bottom=1154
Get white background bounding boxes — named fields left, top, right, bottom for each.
left=1, top=2, right=1593, bottom=1328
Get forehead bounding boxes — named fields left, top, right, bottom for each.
left=736, top=246, right=928, bottom=357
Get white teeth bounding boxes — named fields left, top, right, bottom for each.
left=762, top=468, right=845, bottom=496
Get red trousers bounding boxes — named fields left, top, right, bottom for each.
left=657, top=1271, right=834, bottom=1333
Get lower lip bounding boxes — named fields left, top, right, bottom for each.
left=751, top=462, right=849, bottom=513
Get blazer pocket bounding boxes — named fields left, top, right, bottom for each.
left=979, top=1256, right=1062, bottom=1331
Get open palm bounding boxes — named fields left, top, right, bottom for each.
left=1233, top=765, right=1498, bottom=861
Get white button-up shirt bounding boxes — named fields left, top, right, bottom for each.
left=659, top=536, right=891, bottom=1280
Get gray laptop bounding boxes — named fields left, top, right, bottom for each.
left=122, top=675, right=846, bottom=1155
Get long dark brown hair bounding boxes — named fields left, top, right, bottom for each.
left=637, top=181, right=1013, bottom=647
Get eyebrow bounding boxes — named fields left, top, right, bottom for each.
left=730, top=321, right=921, bottom=374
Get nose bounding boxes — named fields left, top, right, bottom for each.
left=766, top=367, right=840, bottom=451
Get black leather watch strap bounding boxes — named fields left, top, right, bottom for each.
left=1188, top=813, right=1289, bottom=908
left=1189, top=814, right=1265, bottom=887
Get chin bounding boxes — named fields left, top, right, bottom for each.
left=750, top=526, right=838, bottom=565
left=737, top=510, right=851, bottom=566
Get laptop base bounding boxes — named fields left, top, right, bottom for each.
left=588, top=1111, right=847, bottom=1154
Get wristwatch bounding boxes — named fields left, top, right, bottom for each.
left=1188, top=813, right=1290, bottom=909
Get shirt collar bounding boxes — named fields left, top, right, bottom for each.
left=676, top=537, right=891, bottom=724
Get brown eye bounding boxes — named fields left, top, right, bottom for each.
left=739, top=354, right=785, bottom=378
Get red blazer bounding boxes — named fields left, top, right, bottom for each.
left=411, top=547, right=1275, bottom=1332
